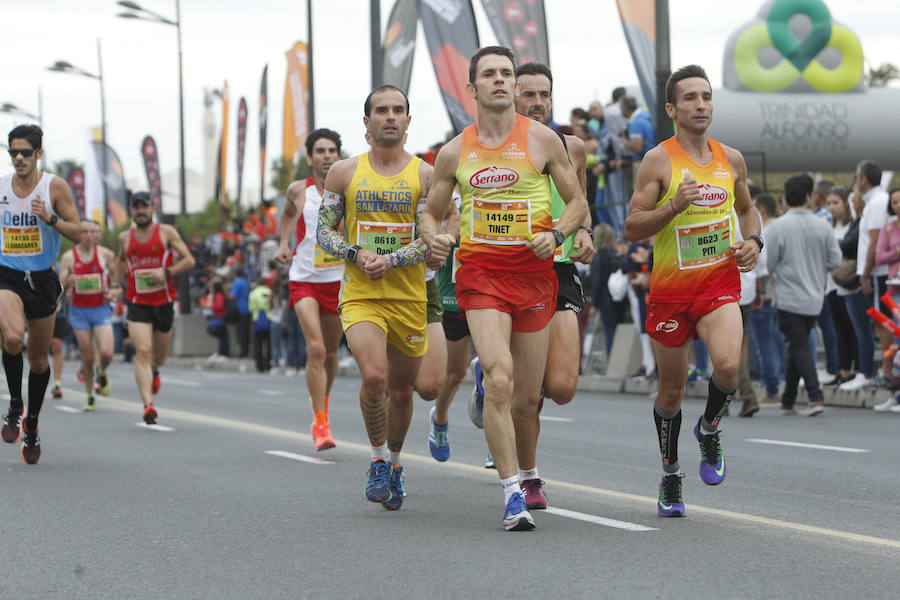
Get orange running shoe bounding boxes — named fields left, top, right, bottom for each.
left=76, top=369, right=84, bottom=383
left=151, top=370, right=161, bottom=395
left=143, top=403, right=158, bottom=425
left=311, top=422, right=336, bottom=451
left=21, top=419, right=40, bottom=465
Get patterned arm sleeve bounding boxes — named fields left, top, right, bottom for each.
left=316, top=190, right=353, bottom=259
left=386, top=195, right=429, bottom=269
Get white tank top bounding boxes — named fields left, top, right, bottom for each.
left=0, top=172, right=60, bottom=271
left=289, top=179, right=344, bottom=283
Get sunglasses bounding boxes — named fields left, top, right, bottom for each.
left=8, top=149, right=36, bottom=158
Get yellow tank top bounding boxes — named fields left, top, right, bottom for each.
left=650, top=137, right=740, bottom=302
left=456, top=114, right=553, bottom=274
left=341, top=152, right=425, bottom=303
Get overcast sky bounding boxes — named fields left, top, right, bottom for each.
left=0, top=0, right=896, bottom=207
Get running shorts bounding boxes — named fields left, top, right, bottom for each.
left=340, top=298, right=427, bottom=357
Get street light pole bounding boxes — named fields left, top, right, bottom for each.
left=97, top=38, right=109, bottom=228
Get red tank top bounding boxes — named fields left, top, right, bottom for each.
left=71, top=245, right=106, bottom=308
left=126, top=224, right=175, bottom=306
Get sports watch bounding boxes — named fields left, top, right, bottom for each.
left=347, top=245, right=361, bottom=263
left=550, top=229, right=565, bottom=248
left=48, top=214, right=58, bottom=226
left=747, top=235, right=764, bottom=251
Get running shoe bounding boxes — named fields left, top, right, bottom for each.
left=76, top=369, right=84, bottom=383
left=96, top=371, right=110, bottom=396
left=874, top=395, right=900, bottom=412
left=694, top=419, right=726, bottom=485
left=468, top=357, right=484, bottom=429
left=484, top=452, right=495, bottom=469
left=311, top=422, right=336, bottom=451
left=1, top=403, right=23, bottom=443
left=657, top=473, right=685, bottom=517
left=427, top=406, right=450, bottom=462
left=365, top=459, right=392, bottom=503
left=143, top=402, right=158, bottom=425
left=502, top=491, right=535, bottom=531
left=52, top=384, right=62, bottom=400
left=151, top=370, right=161, bottom=395
left=382, top=465, right=406, bottom=511
left=84, top=395, right=95, bottom=412
left=21, top=419, right=40, bottom=465
left=521, top=478, right=547, bottom=510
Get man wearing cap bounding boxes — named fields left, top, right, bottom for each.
left=111, top=192, right=195, bottom=425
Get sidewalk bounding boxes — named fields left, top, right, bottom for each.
left=163, top=356, right=891, bottom=409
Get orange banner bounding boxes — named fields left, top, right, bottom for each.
left=219, top=80, right=230, bottom=203
left=283, top=41, right=310, bottom=171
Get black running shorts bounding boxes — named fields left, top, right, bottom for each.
left=0, top=265, right=62, bottom=320
left=554, top=262, right=586, bottom=313
left=127, top=302, right=175, bottom=333
left=441, top=309, right=470, bottom=342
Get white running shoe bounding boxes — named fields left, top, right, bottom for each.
left=873, top=396, right=900, bottom=412
left=839, top=374, right=871, bottom=392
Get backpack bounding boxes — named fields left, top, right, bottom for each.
left=224, top=298, right=240, bottom=324
left=253, top=308, right=271, bottom=333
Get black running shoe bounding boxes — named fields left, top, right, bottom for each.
left=1, top=404, right=23, bottom=444
left=21, top=420, right=40, bottom=465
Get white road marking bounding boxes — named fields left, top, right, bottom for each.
left=265, top=450, right=334, bottom=465
left=134, top=422, right=176, bottom=432
left=545, top=507, right=657, bottom=531
left=745, top=438, right=870, bottom=453
left=258, top=389, right=282, bottom=397
left=540, top=416, right=573, bottom=423
left=161, top=378, right=200, bottom=387
left=54, top=405, right=82, bottom=414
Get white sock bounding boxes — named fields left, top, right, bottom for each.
left=371, top=444, right=389, bottom=462
left=518, top=467, right=538, bottom=482
left=389, top=450, right=401, bottom=467
left=501, top=476, right=521, bottom=504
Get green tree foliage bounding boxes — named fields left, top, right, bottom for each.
left=866, top=62, right=899, bottom=88
left=270, top=156, right=294, bottom=194
left=176, top=200, right=231, bottom=242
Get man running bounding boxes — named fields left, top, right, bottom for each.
left=624, top=65, right=760, bottom=517
left=0, top=124, right=82, bottom=464
left=58, top=219, right=118, bottom=411
left=317, top=85, right=432, bottom=511
left=507, top=61, right=594, bottom=509
left=276, top=127, right=345, bottom=451
left=422, top=46, right=588, bottom=531
left=50, top=298, right=69, bottom=399
left=111, top=191, right=195, bottom=424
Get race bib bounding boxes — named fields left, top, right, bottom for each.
left=2, top=226, right=41, bottom=256
left=470, top=197, right=531, bottom=245
left=356, top=221, right=415, bottom=256
left=675, top=216, right=732, bottom=270
left=75, top=273, right=102, bottom=295
left=133, top=268, right=164, bottom=294
left=313, top=243, right=343, bottom=269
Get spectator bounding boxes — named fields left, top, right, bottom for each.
left=767, top=174, right=842, bottom=416
left=229, top=266, right=251, bottom=358
left=841, top=160, right=889, bottom=391
left=268, top=272, right=286, bottom=374
left=872, top=188, right=900, bottom=411
left=736, top=206, right=768, bottom=417
left=603, top=89, right=630, bottom=236
left=823, top=186, right=858, bottom=388
left=750, top=193, right=782, bottom=402
left=206, top=279, right=229, bottom=360
left=812, top=179, right=834, bottom=221
left=248, top=277, right=272, bottom=373
left=589, top=224, right=626, bottom=357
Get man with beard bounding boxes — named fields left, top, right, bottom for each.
left=0, top=124, right=82, bottom=464
left=111, top=192, right=195, bottom=425
left=276, top=128, right=345, bottom=451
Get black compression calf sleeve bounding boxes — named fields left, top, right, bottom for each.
left=703, top=376, right=736, bottom=430
left=654, top=403, right=682, bottom=474
left=3, top=351, right=24, bottom=405
left=27, top=368, right=51, bottom=420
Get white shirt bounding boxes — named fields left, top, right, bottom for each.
left=857, top=186, right=890, bottom=276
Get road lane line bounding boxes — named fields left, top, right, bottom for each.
left=540, top=416, right=573, bottom=423
left=66, top=386, right=900, bottom=551
left=259, top=389, right=282, bottom=397
left=161, top=378, right=200, bottom=387
left=266, top=450, right=334, bottom=465
left=134, top=423, right=176, bottom=432
left=545, top=507, right=657, bottom=531
left=54, top=406, right=82, bottom=414
left=745, top=438, right=870, bottom=453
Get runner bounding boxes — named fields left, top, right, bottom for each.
left=275, top=128, right=344, bottom=451
left=421, top=46, right=588, bottom=531
left=50, top=298, right=69, bottom=399
left=58, top=219, right=118, bottom=411
left=111, top=191, right=195, bottom=425
left=317, top=85, right=433, bottom=511
left=0, top=124, right=82, bottom=464
left=623, top=65, right=760, bottom=517
left=508, top=61, right=594, bottom=509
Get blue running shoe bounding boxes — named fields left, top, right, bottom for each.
left=657, top=473, right=685, bottom=517
left=484, top=453, right=495, bottom=469
left=382, top=465, right=406, bottom=510
left=365, top=459, right=392, bottom=503
left=468, top=357, right=484, bottom=429
left=502, top=491, right=535, bottom=531
left=428, top=406, right=450, bottom=462
left=694, top=419, right=726, bottom=485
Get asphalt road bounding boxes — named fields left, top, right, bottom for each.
left=1, top=361, right=898, bottom=599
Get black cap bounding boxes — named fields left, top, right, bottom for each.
left=130, top=191, right=152, bottom=206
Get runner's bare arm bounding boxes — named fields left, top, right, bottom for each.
left=384, top=162, right=434, bottom=270
left=42, top=177, right=82, bottom=244
left=565, top=135, right=594, bottom=263
left=421, top=137, right=461, bottom=263
left=110, top=231, right=130, bottom=285
left=726, top=147, right=760, bottom=272
left=162, top=224, right=196, bottom=276
left=275, top=181, right=304, bottom=263
left=537, top=127, right=588, bottom=259
left=624, top=146, right=685, bottom=242
left=316, top=159, right=356, bottom=262
left=57, top=250, right=74, bottom=290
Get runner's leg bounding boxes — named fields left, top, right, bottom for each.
left=696, top=303, right=742, bottom=430
left=24, top=314, right=55, bottom=422
left=294, top=297, right=329, bottom=416
left=434, top=336, right=470, bottom=425
left=414, top=322, right=447, bottom=401
left=74, top=328, right=95, bottom=397
left=385, top=344, right=422, bottom=463
left=129, top=320, right=154, bottom=406
left=344, top=322, right=389, bottom=449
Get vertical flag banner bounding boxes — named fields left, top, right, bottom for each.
left=236, top=97, right=248, bottom=208
left=89, top=140, right=128, bottom=227
left=416, top=0, right=479, bottom=134
left=218, top=81, right=230, bottom=203
left=382, top=0, right=418, bottom=93
left=259, top=64, right=268, bottom=204
left=140, top=135, right=163, bottom=218
left=283, top=41, right=310, bottom=171
left=479, top=0, right=550, bottom=66
left=64, top=167, right=86, bottom=219
left=616, top=0, right=657, bottom=108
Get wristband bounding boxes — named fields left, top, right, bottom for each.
left=164, top=267, right=172, bottom=279
left=668, top=201, right=680, bottom=216
left=579, top=225, right=594, bottom=239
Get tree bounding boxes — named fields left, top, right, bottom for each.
left=270, top=156, right=294, bottom=194
left=866, top=62, right=899, bottom=88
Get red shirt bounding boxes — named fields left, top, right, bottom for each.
left=71, top=245, right=106, bottom=308
left=125, top=224, right=176, bottom=306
